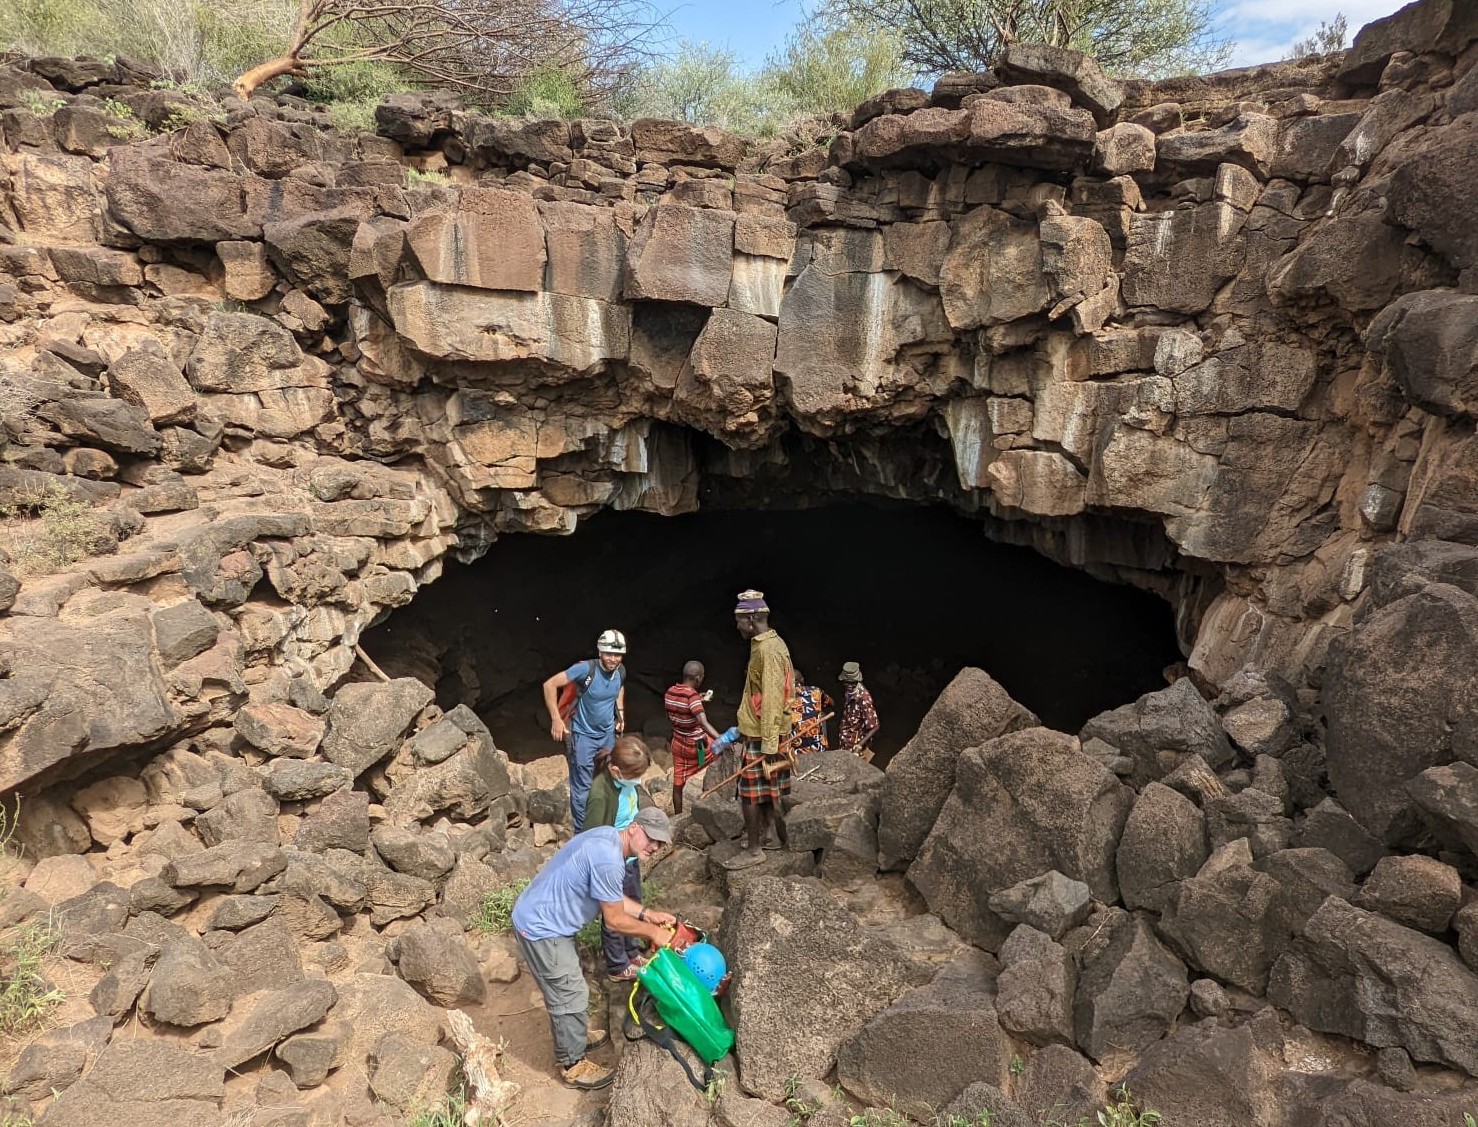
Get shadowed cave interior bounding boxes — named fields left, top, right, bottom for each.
left=362, top=501, right=1185, bottom=766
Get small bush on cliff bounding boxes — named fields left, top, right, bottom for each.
left=469, top=878, right=530, bottom=935
left=0, top=483, right=113, bottom=576
left=16, top=89, right=65, bottom=116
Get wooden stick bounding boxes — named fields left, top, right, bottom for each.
left=353, top=642, right=391, bottom=683
left=698, top=714, right=834, bottom=799
left=446, top=1009, right=519, bottom=1126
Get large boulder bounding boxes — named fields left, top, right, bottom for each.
left=1387, top=109, right=1478, bottom=272
left=1269, top=896, right=1478, bottom=1075
left=997, top=44, right=1121, bottom=125
left=1117, top=782, right=1208, bottom=912
left=211, top=978, right=337, bottom=1070
left=718, top=877, right=914, bottom=1100
left=1014, top=1044, right=1103, bottom=1125
left=140, top=936, right=236, bottom=1027
left=624, top=204, right=735, bottom=306
left=1073, top=910, right=1189, bottom=1061
left=939, top=206, right=1051, bottom=330
left=878, top=668, right=1038, bottom=870
left=1353, top=854, right=1461, bottom=934
left=38, top=1040, right=225, bottom=1127
left=605, top=1038, right=711, bottom=1127
left=394, top=917, right=486, bottom=1006
left=325, top=973, right=444, bottom=1068
left=320, top=678, right=435, bottom=776
left=1407, top=761, right=1478, bottom=862
left=836, top=951, right=1009, bottom=1115
left=105, top=150, right=258, bottom=242
left=405, top=187, right=546, bottom=291
left=995, top=925, right=1076, bottom=1047
left=1157, top=843, right=1354, bottom=994
left=1322, top=583, right=1478, bottom=845
left=1367, top=289, right=1478, bottom=421
left=1121, top=1019, right=1274, bottom=1127
left=1080, top=679, right=1234, bottom=787
left=909, top=729, right=1132, bottom=950
left=1122, top=202, right=1246, bottom=315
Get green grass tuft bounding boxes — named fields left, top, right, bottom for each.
left=407, top=1086, right=468, bottom=1127
left=0, top=915, right=65, bottom=1036
left=468, top=877, right=530, bottom=935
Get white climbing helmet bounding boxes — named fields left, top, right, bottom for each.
left=597, top=629, right=628, bottom=655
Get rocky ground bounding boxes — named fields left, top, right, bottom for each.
left=4, top=0, right=1478, bottom=1121
left=8, top=661, right=1478, bottom=1127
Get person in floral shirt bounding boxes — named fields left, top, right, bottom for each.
left=837, top=661, right=879, bottom=761
left=789, top=669, right=832, bottom=756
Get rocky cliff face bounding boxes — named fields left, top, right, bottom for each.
left=0, top=6, right=1476, bottom=808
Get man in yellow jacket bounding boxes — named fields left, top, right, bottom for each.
left=725, top=588, right=794, bottom=870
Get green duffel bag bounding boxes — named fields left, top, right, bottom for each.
left=628, top=946, right=735, bottom=1089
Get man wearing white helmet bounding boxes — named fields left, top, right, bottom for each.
left=543, top=629, right=628, bottom=831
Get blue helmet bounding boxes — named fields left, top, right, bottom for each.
left=682, top=942, right=727, bottom=992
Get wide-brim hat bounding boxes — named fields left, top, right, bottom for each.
left=839, top=661, right=862, bottom=682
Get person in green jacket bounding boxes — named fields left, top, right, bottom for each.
left=586, top=734, right=656, bottom=982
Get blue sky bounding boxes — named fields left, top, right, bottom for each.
left=663, top=0, right=1409, bottom=71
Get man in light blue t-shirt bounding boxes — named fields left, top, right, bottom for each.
left=542, top=628, right=628, bottom=831
left=512, top=807, right=676, bottom=1089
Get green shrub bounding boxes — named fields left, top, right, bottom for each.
left=406, top=167, right=452, bottom=187
left=469, top=878, right=530, bottom=935
left=99, top=96, right=149, bottom=138
left=17, top=89, right=66, bottom=115
left=504, top=63, right=586, bottom=118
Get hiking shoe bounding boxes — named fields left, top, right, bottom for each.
left=722, top=847, right=765, bottom=870
left=561, top=1058, right=614, bottom=1090
left=607, top=964, right=639, bottom=983
left=586, top=1028, right=611, bottom=1052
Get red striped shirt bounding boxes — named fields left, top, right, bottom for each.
left=664, top=684, right=705, bottom=743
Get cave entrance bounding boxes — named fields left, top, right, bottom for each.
left=361, top=502, right=1184, bottom=766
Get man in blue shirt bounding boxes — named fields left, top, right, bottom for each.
left=543, top=628, right=628, bottom=831
left=512, top=807, right=677, bottom=1089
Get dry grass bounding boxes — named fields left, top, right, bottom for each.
left=0, top=482, right=112, bottom=576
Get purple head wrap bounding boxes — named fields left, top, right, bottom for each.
left=735, top=588, right=769, bottom=615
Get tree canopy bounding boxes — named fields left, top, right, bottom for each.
left=808, top=0, right=1234, bottom=79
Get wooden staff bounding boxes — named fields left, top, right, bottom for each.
left=698, top=712, right=834, bottom=799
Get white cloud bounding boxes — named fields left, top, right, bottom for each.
left=1215, top=0, right=1411, bottom=67
left=1224, top=0, right=1407, bottom=25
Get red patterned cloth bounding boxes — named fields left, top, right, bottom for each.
left=736, top=738, right=791, bottom=803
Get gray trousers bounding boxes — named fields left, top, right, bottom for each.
left=516, top=932, right=590, bottom=1067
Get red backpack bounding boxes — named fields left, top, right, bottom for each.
left=558, top=659, right=626, bottom=722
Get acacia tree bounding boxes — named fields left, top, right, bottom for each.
left=811, top=0, right=1233, bottom=79
left=231, top=0, right=661, bottom=102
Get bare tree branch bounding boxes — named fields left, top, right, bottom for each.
left=232, top=0, right=664, bottom=103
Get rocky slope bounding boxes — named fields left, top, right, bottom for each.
left=3, top=1, right=1477, bottom=801
left=2, top=0, right=1478, bottom=1122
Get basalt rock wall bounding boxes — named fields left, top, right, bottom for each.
left=1, top=0, right=1477, bottom=803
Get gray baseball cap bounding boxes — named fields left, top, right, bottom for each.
left=632, top=806, right=672, bottom=843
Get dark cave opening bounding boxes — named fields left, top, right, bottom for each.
left=362, top=502, right=1185, bottom=767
